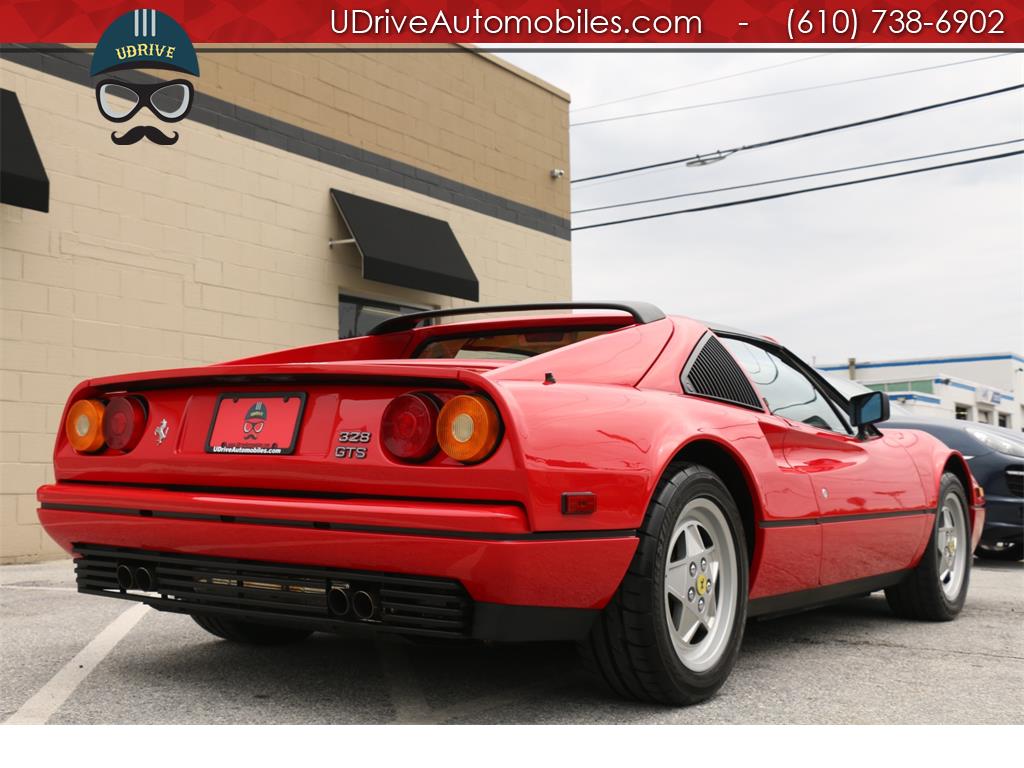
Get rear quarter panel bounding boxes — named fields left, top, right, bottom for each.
left=498, top=380, right=823, bottom=598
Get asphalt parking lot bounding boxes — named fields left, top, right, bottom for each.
left=1, top=557, right=1021, bottom=725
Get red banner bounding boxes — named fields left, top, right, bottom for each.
left=1, top=0, right=1023, bottom=43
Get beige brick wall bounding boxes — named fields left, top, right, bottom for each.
left=195, top=46, right=571, bottom=218
left=0, top=56, right=571, bottom=562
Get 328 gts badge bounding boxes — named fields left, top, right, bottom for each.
left=336, top=431, right=371, bottom=459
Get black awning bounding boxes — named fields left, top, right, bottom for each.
left=330, top=189, right=478, bottom=302
left=1, top=89, right=49, bottom=213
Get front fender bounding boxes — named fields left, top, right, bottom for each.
left=895, top=428, right=984, bottom=550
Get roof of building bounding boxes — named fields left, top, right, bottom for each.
left=817, top=352, right=1024, bottom=372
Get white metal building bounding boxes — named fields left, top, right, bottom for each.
left=818, top=353, right=1024, bottom=431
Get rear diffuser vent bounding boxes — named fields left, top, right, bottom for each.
left=682, top=334, right=763, bottom=411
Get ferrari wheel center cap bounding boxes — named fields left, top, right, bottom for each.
left=696, top=573, right=708, bottom=596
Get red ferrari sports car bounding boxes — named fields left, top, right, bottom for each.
left=38, top=302, right=984, bottom=704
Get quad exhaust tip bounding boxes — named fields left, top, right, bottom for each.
left=116, top=564, right=134, bottom=590
left=327, top=586, right=351, bottom=617
left=134, top=566, right=154, bottom=592
left=352, top=590, right=377, bottom=621
left=115, top=563, right=154, bottom=591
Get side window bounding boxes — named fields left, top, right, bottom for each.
left=721, top=338, right=850, bottom=434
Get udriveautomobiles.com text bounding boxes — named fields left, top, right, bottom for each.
left=330, top=7, right=703, bottom=37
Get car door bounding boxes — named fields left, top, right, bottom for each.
left=721, top=337, right=930, bottom=587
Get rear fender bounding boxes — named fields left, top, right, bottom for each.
left=499, top=384, right=772, bottom=533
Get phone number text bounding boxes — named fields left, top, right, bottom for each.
left=786, top=8, right=1006, bottom=40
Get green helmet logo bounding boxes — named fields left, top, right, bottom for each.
left=91, top=9, right=199, bottom=77
left=243, top=401, right=267, bottom=439
left=91, top=9, right=199, bottom=146
left=246, top=402, right=267, bottom=421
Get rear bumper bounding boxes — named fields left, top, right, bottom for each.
left=977, top=496, right=1022, bottom=551
left=72, top=544, right=601, bottom=641
left=971, top=504, right=987, bottom=553
left=37, top=483, right=637, bottom=624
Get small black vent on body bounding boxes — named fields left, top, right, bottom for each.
left=1006, top=466, right=1023, bottom=498
left=682, top=334, right=763, bottom=411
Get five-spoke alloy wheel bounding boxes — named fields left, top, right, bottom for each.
left=581, top=463, right=748, bottom=705
left=886, top=472, right=972, bottom=621
left=935, top=490, right=968, bottom=601
left=664, top=498, right=740, bottom=673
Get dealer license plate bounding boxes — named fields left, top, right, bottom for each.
left=205, top=393, right=306, bottom=455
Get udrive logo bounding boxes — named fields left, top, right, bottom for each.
left=90, top=9, right=200, bottom=146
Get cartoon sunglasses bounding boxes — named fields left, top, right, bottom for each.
left=95, top=79, right=194, bottom=123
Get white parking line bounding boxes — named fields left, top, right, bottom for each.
left=3, top=603, right=150, bottom=725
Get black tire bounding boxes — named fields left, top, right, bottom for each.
left=885, top=472, right=971, bottom=621
left=192, top=614, right=313, bottom=645
left=579, top=463, right=749, bottom=705
left=976, top=545, right=1023, bottom=562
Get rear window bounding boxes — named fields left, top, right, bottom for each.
left=415, top=328, right=611, bottom=360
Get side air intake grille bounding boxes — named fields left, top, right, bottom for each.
left=1007, top=466, right=1023, bottom=498
left=682, top=334, right=763, bottom=411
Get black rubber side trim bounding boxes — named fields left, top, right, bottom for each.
left=748, top=569, right=911, bottom=618
left=41, top=503, right=636, bottom=542
left=58, top=479, right=517, bottom=508
left=759, top=508, right=934, bottom=528
left=471, top=603, right=599, bottom=642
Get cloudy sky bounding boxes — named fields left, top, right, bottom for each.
left=498, top=50, right=1023, bottom=366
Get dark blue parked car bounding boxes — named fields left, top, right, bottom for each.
left=827, top=377, right=1024, bottom=561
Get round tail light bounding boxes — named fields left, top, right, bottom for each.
left=103, top=396, right=146, bottom=451
left=66, top=399, right=106, bottom=453
left=382, top=393, right=439, bottom=462
left=437, top=395, right=501, bottom=463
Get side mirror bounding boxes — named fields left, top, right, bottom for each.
left=850, top=391, right=890, bottom=437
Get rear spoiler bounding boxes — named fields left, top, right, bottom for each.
left=369, top=301, right=666, bottom=335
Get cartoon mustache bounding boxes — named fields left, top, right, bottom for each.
left=110, top=125, right=179, bottom=145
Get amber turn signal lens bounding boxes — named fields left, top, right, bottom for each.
left=437, top=394, right=501, bottom=463
left=66, top=399, right=106, bottom=453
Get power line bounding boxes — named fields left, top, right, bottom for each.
left=571, top=53, right=833, bottom=113
left=571, top=150, right=1023, bottom=232
left=571, top=53, right=1015, bottom=127
left=572, top=83, right=1024, bottom=184
left=572, top=138, right=1024, bottom=214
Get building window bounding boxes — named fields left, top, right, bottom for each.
left=870, top=380, right=934, bottom=394
left=977, top=408, right=993, bottom=425
left=954, top=404, right=971, bottom=421
left=339, top=295, right=430, bottom=339
left=998, top=413, right=1010, bottom=429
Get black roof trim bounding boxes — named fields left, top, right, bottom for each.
left=368, top=301, right=666, bottom=335
left=0, top=45, right=570, bottom=239
left=700, top=319, right=765, bottom=340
